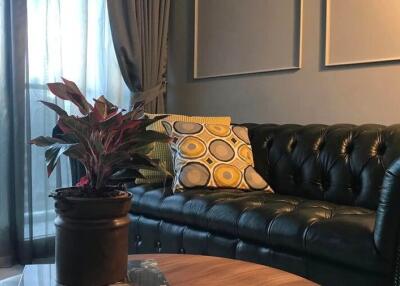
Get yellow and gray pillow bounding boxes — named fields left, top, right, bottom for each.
left=136, top=113, right=232, bottom=184
left=163, top=121, right=273, bottom=193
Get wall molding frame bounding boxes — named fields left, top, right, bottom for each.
left=193, top=0, right=303, bottom=79
left=325, top=0, right=400, bottom=67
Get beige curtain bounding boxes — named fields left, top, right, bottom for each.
left=107, top=0, right=170, bottom=113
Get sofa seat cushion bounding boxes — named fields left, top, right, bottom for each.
left=129, top=184, right=388, bottom=273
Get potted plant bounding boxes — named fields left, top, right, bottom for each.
left=30, top=78, right=170, bottom=286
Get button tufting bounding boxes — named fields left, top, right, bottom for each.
left=288, top=137, right=297, bottom=153
left=376, top=142, right=386, bottom=156
left=314, top=137, right=325, bottom=152
left=341, top=137, right=354, bottom=155
left=372, top=136, right=387, bottom=157
left=131, top=124, right=400, bottom=256
left=263, top=137, right=273, bottom=150
left=346, top=143, right=353, bottom=154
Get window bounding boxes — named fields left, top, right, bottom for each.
left=26, top=0, right=129, bottom=238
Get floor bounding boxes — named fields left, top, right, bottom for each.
left=0, top=265, right=23, bottom=280
left=0, top=257, right=53, bottom=282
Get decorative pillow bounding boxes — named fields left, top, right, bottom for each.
left=135, top=113, right=232, bottom=184
left=162, top=121, right=273, bottom=193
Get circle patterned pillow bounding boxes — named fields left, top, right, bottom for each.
left=162, top=121, right=274, bottom=193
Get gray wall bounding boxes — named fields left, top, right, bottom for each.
left=167, top=0, right=400, bottom=125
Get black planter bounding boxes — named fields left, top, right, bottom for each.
left=54, top=189, right=132, bottom=286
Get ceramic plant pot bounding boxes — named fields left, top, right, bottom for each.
left=54, top=188, right=132, bottom=286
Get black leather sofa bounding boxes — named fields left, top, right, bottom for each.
left=128, top=124, right=400, bottom=286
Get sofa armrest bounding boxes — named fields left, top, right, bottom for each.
left=375, top=159, right=400, bottom=261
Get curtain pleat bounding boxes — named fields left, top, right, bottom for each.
left=0, top=0, right=13, bottom=267
left=0, top=0, right=32, bottom=266
left=107, top=0, right=171, bottom=113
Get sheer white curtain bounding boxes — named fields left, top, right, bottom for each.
left=27, top=0, right=129, bottom=240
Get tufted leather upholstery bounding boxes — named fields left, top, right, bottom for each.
left=248, top=124, right=400, bottom=210
left=129, top=124, right=400, bottom=286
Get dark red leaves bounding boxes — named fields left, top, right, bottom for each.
left=31, top=78, right=171, bottom=192
left=76, top=175, right=90, bottom=187
left=47, top=78, right=93, bottom=115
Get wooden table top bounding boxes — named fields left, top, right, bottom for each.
left=131, top=254, right=317, bottom=286
left=18, top=254, right=317, bottom=285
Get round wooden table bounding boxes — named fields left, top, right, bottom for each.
left=130, top=254, right=317, bottom=286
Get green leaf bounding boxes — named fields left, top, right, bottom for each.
left=94, top=95, right=117, bottom=111
left=59, top=116, right=90, bottom=135
left=99, top=152, right=131, bottom=169
left=98, top=112, right=124, bottom=130
left=62, top=145, right=90, bottom=175
left=91, top=96, right=119, bottom=122
left=122, top=110, right=139, bottom=121
left=127, top=153, right=160, bottom=169
left=141, top=130, right=170, bottom=141
left=139, top=115, right=169, bottom=129
left=122, top=130, right=170, bottom=147
left=59, top=133, right=80, bottom=144
left=30, top=136, right=65, bottom=147
left=129, top=142, right=155, bottom=155
left=119, top=159, right=172, bottom=177
left=90, top=136, right=104, bottom=155
left=45, top=143, right=77, bottom=176
left=64, top=144, right=87, bottom=160
left=151, top=115, right=169, bottom=121
left=39, top=101, right=68, bottom=116
left=92, top=99, right=106, bottom=120
left=156, top=160, right=173, bottom=177
left=110, top=168, right=145, bottom=180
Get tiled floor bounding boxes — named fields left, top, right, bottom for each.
left=0, top=265, right=23, bottom=280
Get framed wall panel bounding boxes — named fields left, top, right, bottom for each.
left=194, top=0, right=303, bottom=79
left=325, top=0, right=400, bottom=66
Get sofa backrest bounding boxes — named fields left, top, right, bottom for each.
left=247, top=124, right=400, bottom=210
